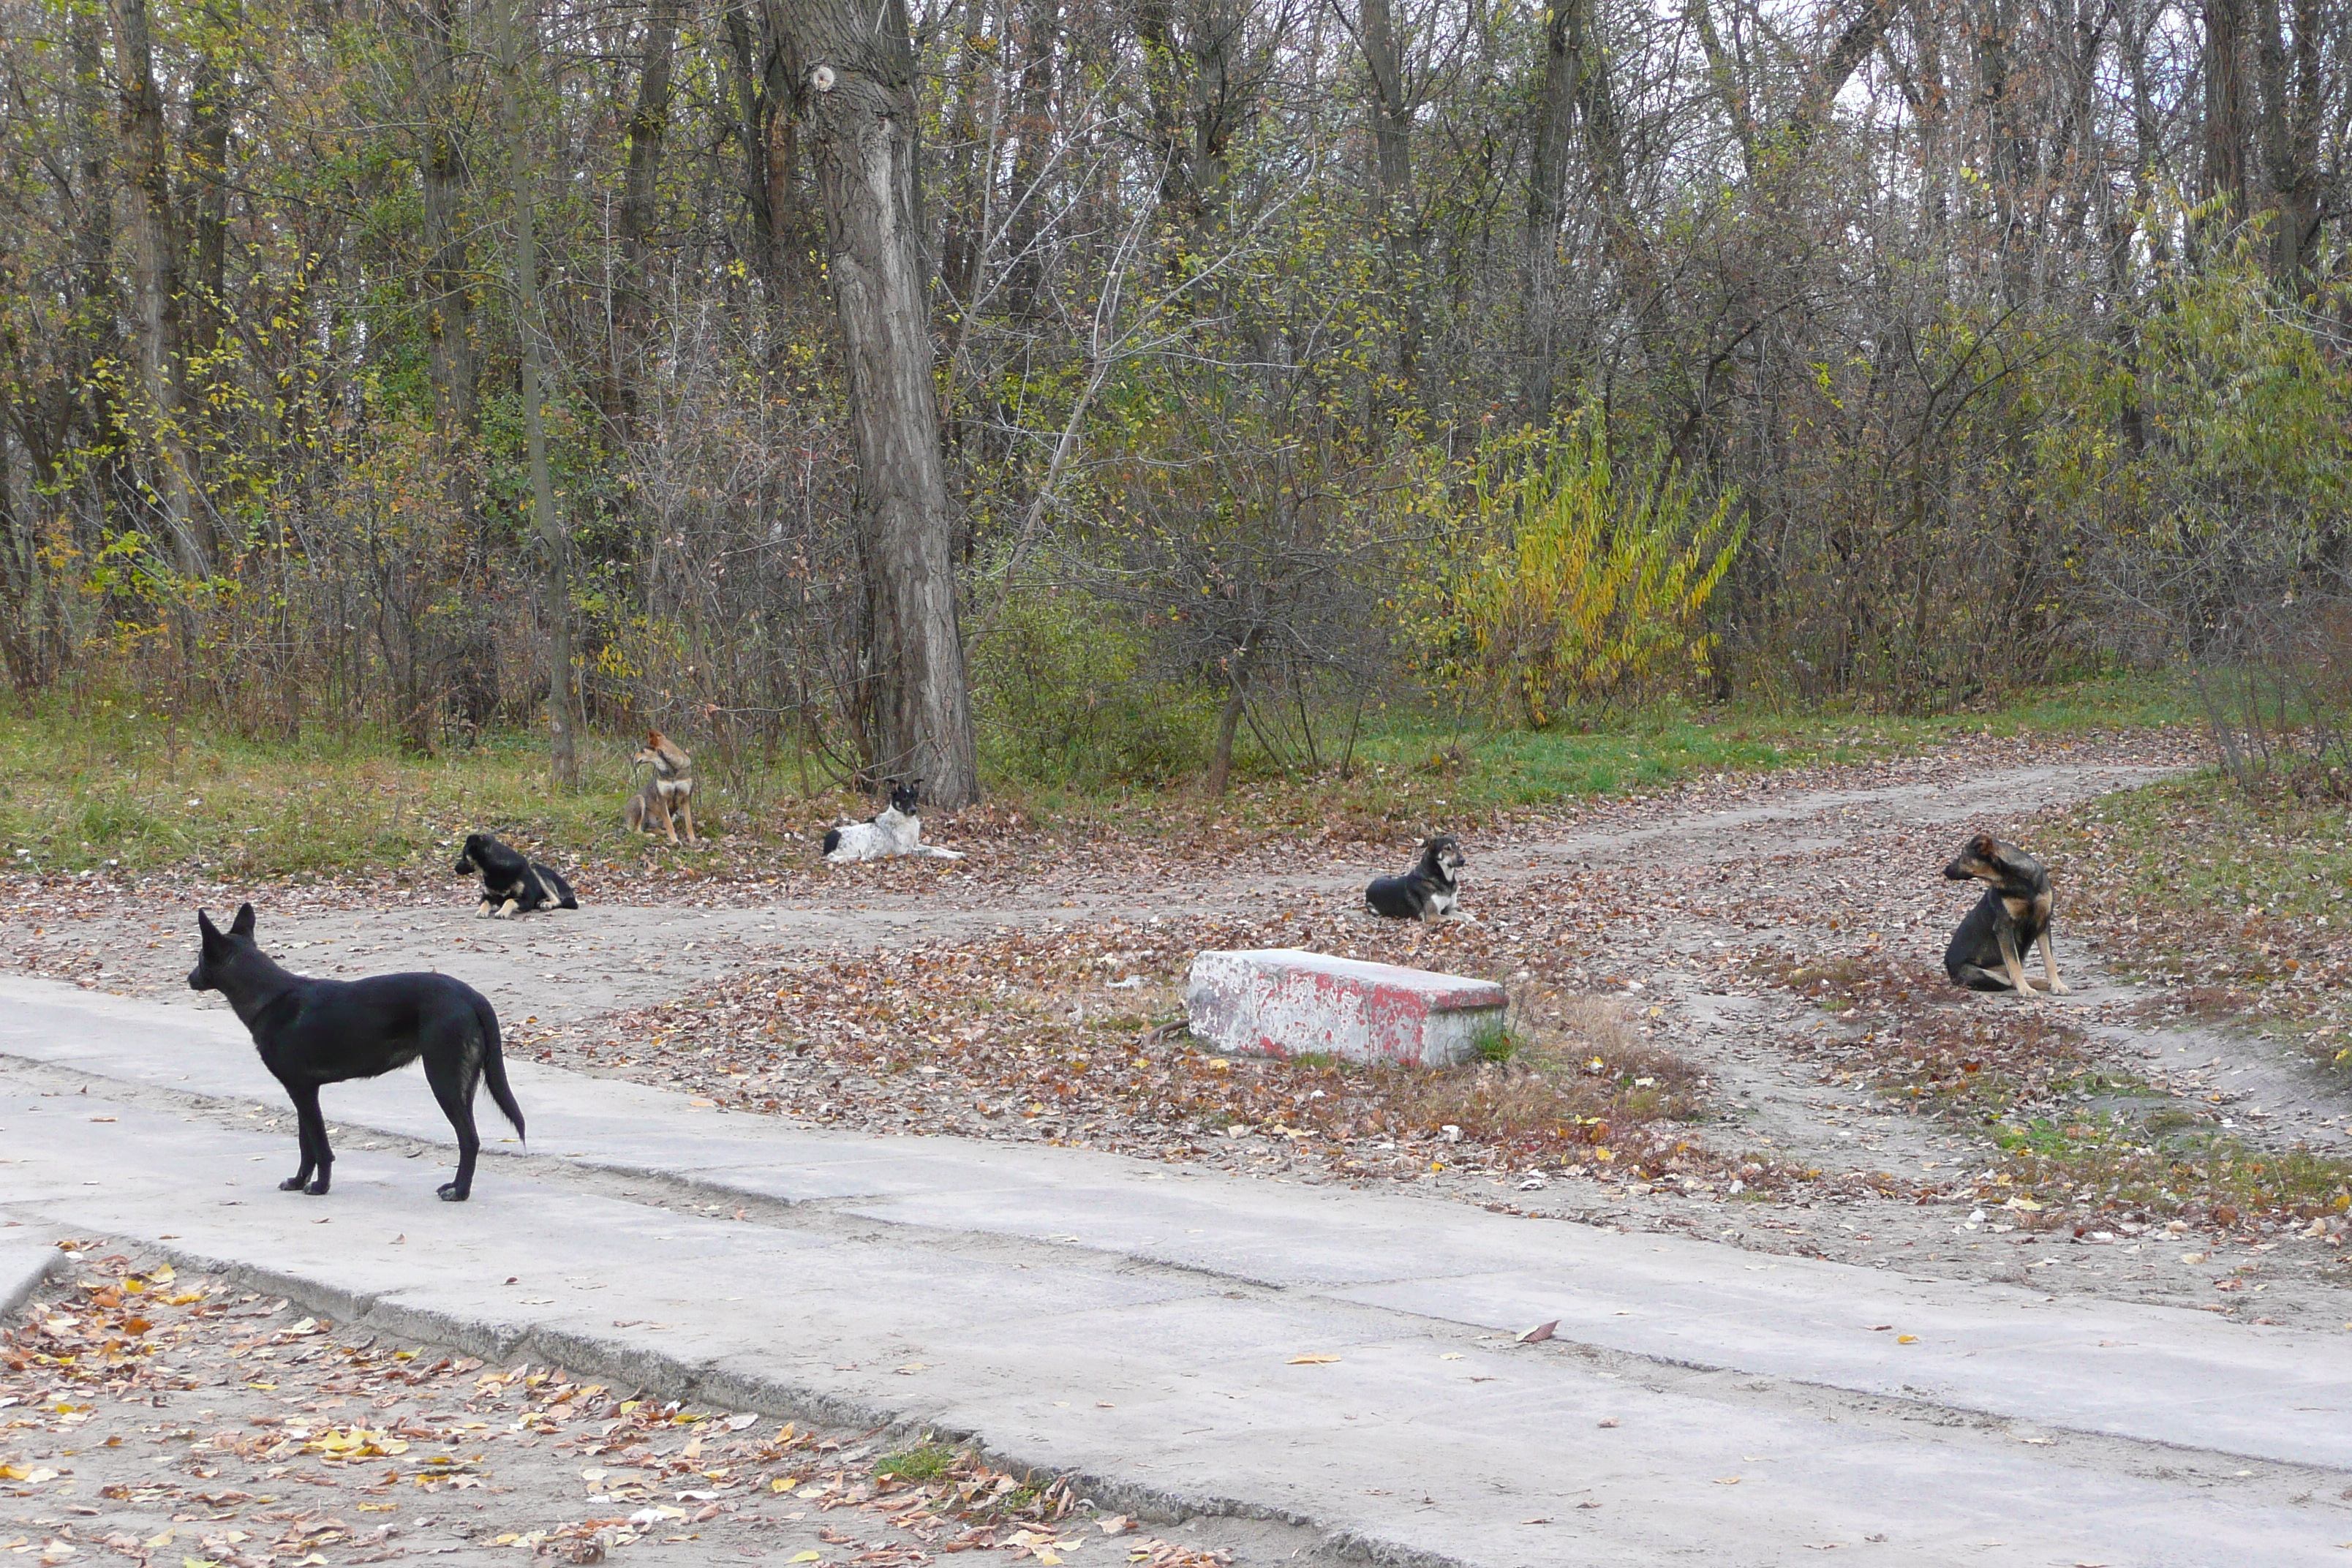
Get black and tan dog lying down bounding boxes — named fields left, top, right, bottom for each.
left=1942, top=832, right=2068, bottom=999
left=456, top=832, right=578, bottom=917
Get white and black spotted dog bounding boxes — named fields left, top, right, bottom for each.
left=1365, top=834, right=1471, bottom=921
left=822, top=778, right=965, bottom=864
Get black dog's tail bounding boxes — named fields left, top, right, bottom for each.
left=543, top=864, right=579, bottom=910
left=821, top=826, right=843, bottom=856
left=475, top=996, right=527, bottom=1145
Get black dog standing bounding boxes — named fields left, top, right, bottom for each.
left=455, top=832, right=578, bottom=917
left=1942, top=832, right=2068, bottom=998
left=188, top=904, right=526, bottom=1200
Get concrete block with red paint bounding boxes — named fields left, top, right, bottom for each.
left=1184, top=948, right=1507, bottom=1067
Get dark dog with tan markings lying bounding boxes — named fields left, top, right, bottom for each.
left=1367, top=834, right=1471, bottom=922
left=455, top=832, right=577, bottom=918
left=188, top=903, right=525, bottom=1201
left=1942, top=833, right=2067, bottom=999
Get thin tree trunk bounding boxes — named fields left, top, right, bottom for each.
left=726, top=3, right=814, bottom=325
left=1004, top=0, right=1060, bottom=316
left=492, top=0, right=578, bottom=786
left=418, top=0, right=477, bottom=439
left=1205, top=628, right=1261, bottom=796
left=1521, top=0, right=1575, bottom=419
left=609, top=0, right=678, bottom=434
left=1356, top=0, right=1418, bottom=381
left=187, top=16, right=232, bottom=401
left=780, top=0, right=980, bottom=805
left=64, top=5, right=118, bottom=538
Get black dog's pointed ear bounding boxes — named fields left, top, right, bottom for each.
left=231, top=902, right=257, bottom=938
left=197, top=908, right=222, bottom=946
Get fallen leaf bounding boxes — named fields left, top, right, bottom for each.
left=1517, top=1320, right=1558, bottom=1344
left=1714, top=1477, right=1741, bottom=1485
left=1288, top=1354, right=1341, bottom=1365
left=1896, top=1335, right=1918, bottom=1344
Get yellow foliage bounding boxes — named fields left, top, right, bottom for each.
left=1411, top=409, right=1744, bottom=727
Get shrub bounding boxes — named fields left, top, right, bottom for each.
left=1412, top=408, right=1744, bottom=728
left=969, top=578, right=1215, bottom=788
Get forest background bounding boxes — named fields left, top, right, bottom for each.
left=1, top=0, right=2349, bottom=823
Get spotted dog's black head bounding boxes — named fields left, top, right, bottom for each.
left=886, top=778, right=921, bottom=817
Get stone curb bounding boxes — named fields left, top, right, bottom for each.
left=80, top=1231, right=1466, bottom=1568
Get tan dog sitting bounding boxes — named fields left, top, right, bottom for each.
left=623, top=731, right=696, bottom=843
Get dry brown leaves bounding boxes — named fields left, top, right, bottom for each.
left=1745, top=951, right=2102, bottom=1121
left=1, top=1245, right=1237, bottom=1567
left=516, top=903, right=1786, bottom=1191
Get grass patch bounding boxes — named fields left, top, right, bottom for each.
left=0, top=671, right=2191, bottom=878
left=873, top=1441, right=961, bottom=1484
left=1989, top=1113, right=2352, bottom=1230
left=1754, top=950, right=2352, bottom=1231
left=1469, top=1020, right=1523, bottom=1064
left=2038, top=769, right=2352, bottom=1058
left=0, top=701, right=724, bottom=877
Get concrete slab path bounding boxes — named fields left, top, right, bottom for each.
left=3, top=976, right=2347, bottom=1566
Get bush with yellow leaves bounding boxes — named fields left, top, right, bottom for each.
left=1411, top=409, right=1744, bottom=728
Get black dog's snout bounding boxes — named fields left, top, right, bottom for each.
left=453, top=855, right=475, bottom=875
left=1941, top=860, right=1970, bottom=880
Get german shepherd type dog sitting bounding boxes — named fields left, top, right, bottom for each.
left=624, top=730, right=697, bottom=843
left=1942, top=832, right=2067, bottom=998
left=454, top=832, right=578, bottom=917
left=1367, top=834, right=1470, bottom=921
left=823, top=778, right=965, bottom=864
left=189, top=904, right=525, bottom=1201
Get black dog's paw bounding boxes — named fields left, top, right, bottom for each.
left=435, top=1182, right=470, bottom=1202
left=279, top=1175, right=307, bottom=1192
left=306, top=1177, right=331, bottom=1195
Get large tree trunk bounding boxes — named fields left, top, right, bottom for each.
left=113, top=0, right=203, bottom=578
left=2253, top=0, right=2321, bottom=290
left=2201, top=0, right=2253, bottom=229
left=778, top=0, right=980, bottom=806
left=413, top=0, right=497, bottom=733
left=493, top=0, right=580, bottom=785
